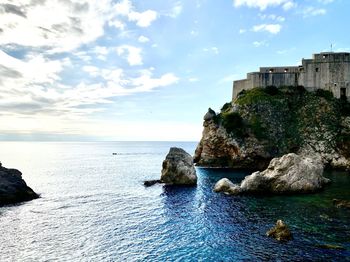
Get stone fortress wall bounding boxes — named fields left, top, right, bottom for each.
left=232, top=52, right=350, bottom=101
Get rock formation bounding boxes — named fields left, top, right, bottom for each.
left=194, top=87, right=350, bottom=171
left=0, top=163, right=39, bottom=205
left=333, top=199, right=350, bottom=209
left=161, top=147, right=197, bottom=185
left=266, top=220, right=292, bottom=242
left=213, top=153, right=330, bottom=195
left=213, top=178, right=240, bottom=195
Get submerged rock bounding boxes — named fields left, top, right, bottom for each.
left=217, top=153, right=330, bottom=195
left=213, top=178, right=240, bottom=195
left=333, top=199, right=350, bottom=209
left=143, top=180, right=161, bottom=187
left=161, top=147, right=197, bottom=185
left=266, top=220, right=292, bottom=242
left=0, top=163, right=39, bottom=205
left=317, top=244, right=346, bottom=250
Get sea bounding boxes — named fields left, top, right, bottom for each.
left=0, top=141, right=349, bottom=261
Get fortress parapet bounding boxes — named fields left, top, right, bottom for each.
left=232, top=52, right=350, bottom=101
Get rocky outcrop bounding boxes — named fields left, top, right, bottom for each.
left=161, top=147, right=197, bottom=185
left=0, top=163, right=39, bottom=205
left=194, top=87, right=350, bottom=171
left=333, top=199, right=350, bottom=209
left=203, top=108, right=216, bottom=121
left=266, top=220, right=292, bottom=242
left=213, top=178, right=240, bottom=195
left=214, top=154, right=330, bottom=195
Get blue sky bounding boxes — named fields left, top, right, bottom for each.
left=0, top=0, right=349, bottom=141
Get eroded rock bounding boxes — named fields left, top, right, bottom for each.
left=266, top=220, right=292, bottom=242
left=161, top=147, right=197, bottom=185
left=213, top=178, right=241, bottom=195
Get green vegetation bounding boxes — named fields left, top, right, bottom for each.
left=221, top=111, right=246, bottom=138
left=220, top=85, right=350, bottom=157
left=315, top=89, right=334, bottom=101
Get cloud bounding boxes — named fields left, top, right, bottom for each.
left=203, top=47, right=219, bottom=54
left=167, top=2, right=183, bottom=18
left=188, top=78, right=199, bottom=82
left=128, top=10, right=158, bottom=27
left=0, top=50, right=178, bottom=119
left=0, top=0, right=158, bottom=53
left=253, top=40, right=269, bottom=47
left=138, top=35, right=150, bottom=43
left=302, top=7, right=327, bottom=17
left=239, top=29, right=247, bottom=34
left=252, top=23, right=282, bottom=34
left=233, top=0, right=296, bottom=10
left=259, top=14, right=285, bottom=22
left=117, top=45, right=143, bottom=66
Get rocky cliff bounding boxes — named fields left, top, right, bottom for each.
left=0, top=164, right=39, bottom=205
left=194, top=86, right=350, bottom=171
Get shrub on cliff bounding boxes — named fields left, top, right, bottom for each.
left=221, top=112, right=246, bottom=138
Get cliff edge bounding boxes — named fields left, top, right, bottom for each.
left=194, top=86, right=350, bottom=171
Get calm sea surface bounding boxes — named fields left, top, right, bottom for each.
left=0, top=141, right=349, bottom=261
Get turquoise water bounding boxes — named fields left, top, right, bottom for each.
left=0, top=141, right=349, bottom=261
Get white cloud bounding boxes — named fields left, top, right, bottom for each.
left=189, top=78, right=199, bottom=82
left=0, top=51, right=179, bottom=119
left=168, top=2, right=183, bottom=18
left=203, top=47, right=219, bottom=55
left=239, top=29, right=247, bottom=34
left=233, top=0, right=296, bottom=10
left=117, top=45, right=143, bottom=66
left=253, top=40, right=269, bottom=47
left=282, top=1, right=296, bottom=10
left=252, top=23, right=282, bottom=34
left=0, top=0, right=158, bottom=54
left=138, top=35, right=150, bottom=43
left=302, top=7, right=327, bottom=17
left=259, top=14, right=285, bottom=22
left=128, top=10, right=157, bottom=27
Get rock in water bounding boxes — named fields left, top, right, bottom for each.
left=239, top=153, right=330, bottom=194
left=213, top=178, right=241, bottom=195
left=333, top=199, right=350, bottom=209
left=266, top=220, right=292, bottom=242
left=161, top=147, right=197, bottom=185
left=0, top=164, right=39, bottom=205
left=143, top=180, right=161, bottom=187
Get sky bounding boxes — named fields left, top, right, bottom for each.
left=0, top=0, right=349, bottom=141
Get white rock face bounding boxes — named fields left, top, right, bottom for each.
left=213, top=178, right=241, bottom=195
left=161, top=147, right=197, bottom=185
left=214, top=153, right=330, bottom=195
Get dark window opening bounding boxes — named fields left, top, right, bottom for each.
left=323, top=55, right=328, bottom=59
left=334, top=83, right=337, bottom=87
left=340, top=88, right=346, bottom=100
left=269, top=69, right=274, bottom=73
left=299, top=66, right=304, bottom=72
left=315, top=68, right=319, bottom=72
left=284, top=68, right=289, bottom=72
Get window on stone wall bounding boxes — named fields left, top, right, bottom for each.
left=315, top=68, right=319, bottom=72
left=284, top=68, right=289, bottom=72
left=269, top=69, right=274, bottom=73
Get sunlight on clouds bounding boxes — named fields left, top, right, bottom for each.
left=117, top=45, right=143, bottom=66
left=252, top=24, right=282, bottom=34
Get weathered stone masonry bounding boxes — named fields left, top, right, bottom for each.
left=233, top=52, right=350, bottom=101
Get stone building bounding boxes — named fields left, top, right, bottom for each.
left=232, top=52, right=350, bottom=101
